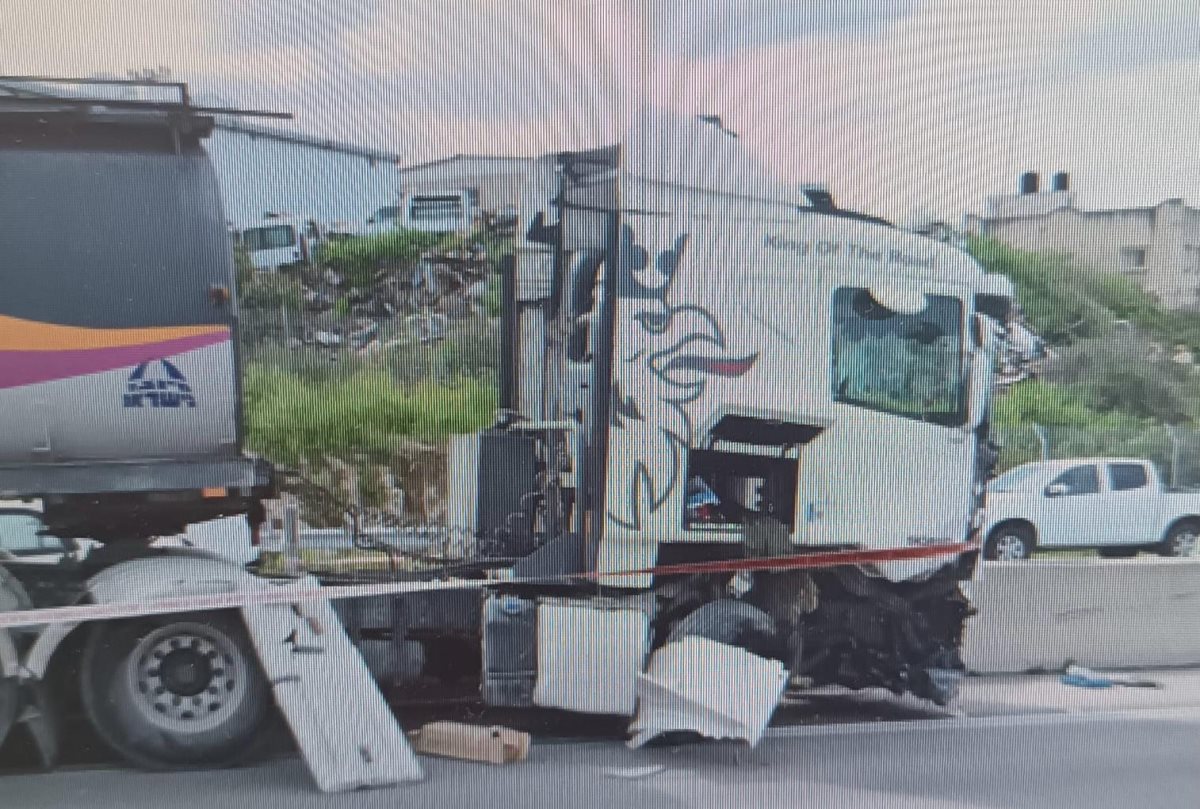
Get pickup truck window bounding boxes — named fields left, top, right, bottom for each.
left=1108, top=463, right=1149, bottom=492
left=1048, top=464, right=1100, bottom=496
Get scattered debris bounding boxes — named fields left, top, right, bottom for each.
left=627, top=637, right=787, bottom=749
left=604, top=764, right=667, bottom=780
left=409, top=721, right=531, bottom=765
left=1061, top=664, right=1161, bottom=689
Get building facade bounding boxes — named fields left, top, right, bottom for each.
left=966, top=174, right=1200, bottom=308
left=206, top=120, right=405, bottom=229
left=394, top=155, right=535, bottom=212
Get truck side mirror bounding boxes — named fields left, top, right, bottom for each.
left=965, top=313, right=998, bottom=430
left=1045, top=483, right=1068, bottom=497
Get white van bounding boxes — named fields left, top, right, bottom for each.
left=241, top=214, right=323, bottom=270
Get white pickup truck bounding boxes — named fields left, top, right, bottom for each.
left=983, top=458, right=1200, bottom=560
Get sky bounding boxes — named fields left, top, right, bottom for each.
left=3, top=0, right=1198, bottom=222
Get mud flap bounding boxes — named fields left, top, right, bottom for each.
left=0, top=566, right=30, bottom=751
left=14, top=682, right=59, bottom=769
left=241, top=579, right=423, bottom=792
left=0, top=672, right=16, bottom=752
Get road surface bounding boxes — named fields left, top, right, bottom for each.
left=7, top=702, right=1200, bottom=809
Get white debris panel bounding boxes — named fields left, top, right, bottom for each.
left=627, top=637, right=788, bottom=748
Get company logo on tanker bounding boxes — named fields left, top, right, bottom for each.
left=0, top=314, right=229, bottom=392
left=123, top=359, right=197, bottom=409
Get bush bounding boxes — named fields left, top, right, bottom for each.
left=239, top=272, right=303, bottom=312
left=969, top=236, right=1200, bottom=353
left=992, top=381, right=1134, bottom=428
left=1041, top=334, right=1200, bottom=423
left=234, top=245, right=255, bottom=293
left=482, top=271, right=502, bottom=318
left=318, top=230, right=465, bottom=287
left=968, top=237, right=1114, bottom=343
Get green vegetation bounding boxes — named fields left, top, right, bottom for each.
left=970, top=237, right=1200, bottom=477
left=244, top=367, right=495, bottom=466
left=316, top=230, right=462, bottom=288
left=970, top=237, right=1200, bottom=353
left=238, top=223, right=507, bottom=523
left=238, top=273, right=304, bottom=312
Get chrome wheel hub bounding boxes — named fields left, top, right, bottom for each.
left=127, top=624, right=247, bottom=732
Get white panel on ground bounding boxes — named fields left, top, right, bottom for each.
left=241, top=579, right=422, bottom=792
left=627, top=637, right=787, bottom=748
left=532, top=600, right=649, bottom=715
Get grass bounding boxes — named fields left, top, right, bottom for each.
left=256, top=548, right=432, bottom=575
left=244, top=367, right=496, bottom=468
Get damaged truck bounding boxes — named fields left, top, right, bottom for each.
left=0, top=80, right=1011, bottom=770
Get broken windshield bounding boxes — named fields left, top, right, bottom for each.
left=831, top=286, right=965, bottom=426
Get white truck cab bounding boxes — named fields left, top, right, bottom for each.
left=984, top=457, right=1200, bottom=559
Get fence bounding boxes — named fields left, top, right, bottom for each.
left=993, top=423, right=1200, bottom=489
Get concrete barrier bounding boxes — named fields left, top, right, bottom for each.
left=963, top=558, right=1200, bottom=674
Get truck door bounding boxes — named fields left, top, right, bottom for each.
left=1102, top=462, right=1156, bottom=544
left=1039, top=463, right=1104, bottom=547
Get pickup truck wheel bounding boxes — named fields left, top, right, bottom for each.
left=80, top=612, right=270, bottom=770
left=984, top=526, right=1034, bottom=561
left=1162, top=524, right=1199, bottom=558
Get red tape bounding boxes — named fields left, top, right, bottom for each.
left=587, top=540, right=980, bottom=579
left=0, top=540, right=977, bottom=631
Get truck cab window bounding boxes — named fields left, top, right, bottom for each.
left=1108, top=463, right=1149, bottom=491
left=1049, top=465, right=1100, bottom=496
left=831, top=286, right=965, bottom=426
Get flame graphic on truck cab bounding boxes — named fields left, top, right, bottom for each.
left=606, top=226, right=757, bottom=532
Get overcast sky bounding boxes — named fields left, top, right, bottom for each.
left=3, top=0, right=1198, bottom=221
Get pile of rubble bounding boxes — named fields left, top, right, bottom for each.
left=286, top=247, right=494, bottom=355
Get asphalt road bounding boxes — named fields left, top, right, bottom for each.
left=7, top=705, right=1200, bottom=809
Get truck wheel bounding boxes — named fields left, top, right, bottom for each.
left=80, top=612, right=270, bottom=770
left=984, top=525, right=1034, bottom=561
left=1161, top=523, right=1200, bottom=558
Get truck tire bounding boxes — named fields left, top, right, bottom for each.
left=1161, top=522, right=1200, bottom=558
left=984, top=524, right=1035, bottom=561
left=0, top=566, right=32, bottom=750
left=80, top=611, right=271, bottom=770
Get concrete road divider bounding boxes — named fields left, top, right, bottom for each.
left=963, top=558, right=1200, bottom=674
